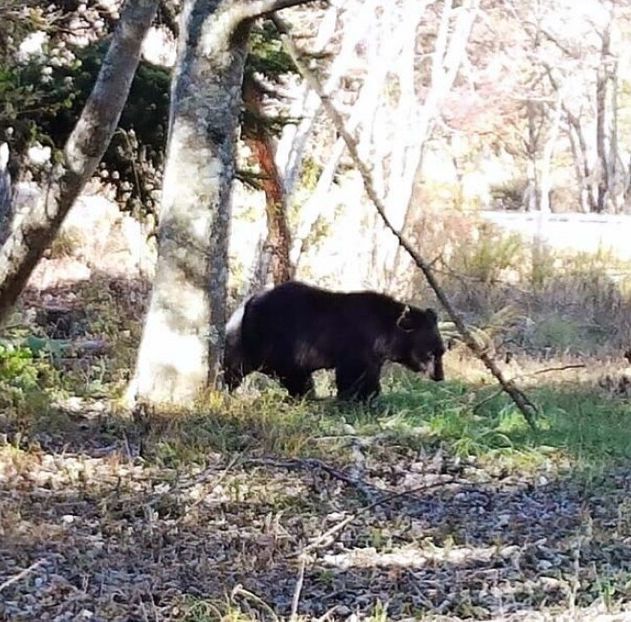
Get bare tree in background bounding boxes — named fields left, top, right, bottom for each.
left=380, top=0, right=479, bottom=287
left=0, top=0, right=159, bottom=326
left=279, top=0, right=478, bottom=280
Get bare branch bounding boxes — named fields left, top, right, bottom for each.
left=0, top=559, right=46, bottom=593
left=231, top=0, right=326, bottom=22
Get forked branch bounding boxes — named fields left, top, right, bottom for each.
left=272, top=15, right=539, bottom=431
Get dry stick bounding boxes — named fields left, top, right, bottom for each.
left=246, top=456, right=380, bottom=499
left=0, top=559, right=46, bottom=593
left=294, top=477, right=457, bottom=557
left=272, top=16, right=539, bottom=431
left=289, top=555, right=307, bottom=622
left=246, top=456, right=458, bottom=556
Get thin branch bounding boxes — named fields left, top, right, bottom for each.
left=0, top=559, right=46, bottom=593
left=234, top=0, right=327, bottom=22
left=272, top=15, right=539, bottom=431
left=289, top=556, right=306, bottom=622
left=293, top=477, right=458, bottom=557
left=246, top=457, right=381, bottom=500
left=473, top=363, right=586, bottom=413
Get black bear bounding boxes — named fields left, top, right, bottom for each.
left=224, top=281, right=445, bottom=400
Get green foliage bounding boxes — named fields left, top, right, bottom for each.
left=0, top=339, right=53, bottom=412
left=247, top=21, right=296, bottom=81
left=530, top=315, right=585, bottom=351
left=489, top=179, right=526, bottom=210
left=1, top=39, right=170, bottom=215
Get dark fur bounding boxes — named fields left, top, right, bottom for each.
left=224, top=281, right=445, bottom=400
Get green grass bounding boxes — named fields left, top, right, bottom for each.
left=134, top=371, right=631, bottom=477
left=4, top=364, right=630, bottom=478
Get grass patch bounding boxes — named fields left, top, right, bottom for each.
left=374, top=373, right=631, bottom=472
left=137, top=371, right=631, bottom=476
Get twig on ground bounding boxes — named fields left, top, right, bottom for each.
left=272, top=15, right=539, bottom=432
left=245, top=456, right=381, bottom=500
left=246, top=456, right=460, bottom=556
left=297, top=477, right=458, bottom=556
left=0, top=558, right=46, bottom=593
left=289, top=555, right=307, bottom=622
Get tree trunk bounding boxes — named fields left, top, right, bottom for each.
left=538, top=92, right=562, bottom=214
left=0, top=0, right=159, bottom=326
left=274, top=0, right=369, bottom=196
left=595, top=24, right=611, bottom=213
left=128, top=0, right=319, bottom=407
left=0, top=143, right=11, bottom=246
left=385, top=0, right=478, bottom=286
left=566, top=112, right=597, bottom=213
left=524, top=100, right=540, bottom=212
left=243, top=76, right=292, bottom=287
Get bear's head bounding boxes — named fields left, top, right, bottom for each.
left=395, top=305, right=445, bottom=381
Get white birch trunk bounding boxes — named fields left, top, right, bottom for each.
left=128, top=0, right=321, bottom=407
left=128, top=1, right=249, bottom=405
left=381, top=0, right=478, bottom=286
left=275, top=0, right=373, bottom=196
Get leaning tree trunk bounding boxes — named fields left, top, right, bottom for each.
left=128, top=0, right=319, bottom=407
left=0, top=0, right=158, bottom=326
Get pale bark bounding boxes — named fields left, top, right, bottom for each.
left=129, top=0, right=319, bottom=407
left=595, top=37, right=609, bottom=213
left=275, top=0, right=373, bottom=196
left=538, top=91, right=562, bottom=214
left=524, top=100, right=540, bottom=212
left=385, top=0, right=478, bottom=285
left=0, top=0, right=159, bottom=325
left=290, top=3, right=403, bottom=268
left=129, top=0, right=249, bottom=406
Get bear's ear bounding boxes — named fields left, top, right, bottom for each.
left=396, top=305, right=416, bottom=332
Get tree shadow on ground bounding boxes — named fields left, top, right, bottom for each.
left=2, top=394, right=631, bottom=620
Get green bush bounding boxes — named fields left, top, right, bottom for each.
left=0, top=340, right=53, bottom=412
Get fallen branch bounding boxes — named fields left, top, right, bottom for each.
left=289, top=555, right=306, bottom=622
left=272, top=16, right=539, bottom=431
left=294, top=477, right=457, bottom=557
left=0, top=559, right=46, bottom=593
left=526, top=363, right=587, bottom=377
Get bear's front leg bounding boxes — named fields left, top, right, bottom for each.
left=335, top=361, right=381, bottom=401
